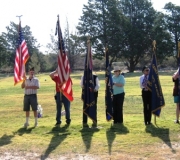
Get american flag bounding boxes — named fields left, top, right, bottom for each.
left=55, top=15, right=73, bottom=101
left=14, top=21, right=29, bottom=85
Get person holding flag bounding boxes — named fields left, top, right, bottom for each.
left=21, top=67, right=40, bottom=128
left=51, top=15, right=73, bottom=127
left=140, top=66, right=152, bottom=125
left=112, top=66, right=125, bottom=124
left=173, top=42, right=180, bottom=124
left=146, top=40, right=165, bottom=124
left=172, top=69, right=180, bottom=124
left=50, top=69, right=71, bottom=126
left=81, top=38, right=97, bottom=128
left=80, top=73, right=100, bottom=127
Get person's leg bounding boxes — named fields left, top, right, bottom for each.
left=176, top=103, right=179, bottom=123
left=62, top=95, right=71, bottom=124
left=174, top=96, right=179, bottom=123
left=113, top=95, right=118, bottom=124
left=117, top=93, right=125, bottom=123
left=30, top=94, right=38, bottom=127
left=56, top=92, right=62, bottom=125
left=142, top=91, right=148, bottom=125
left=23, top=95, right=30, bottom=127
left=82, top=103, right=88, bottom=127
left=93, top=92, right=98, bottom=124
left=147, top=91, right=152, bottom=124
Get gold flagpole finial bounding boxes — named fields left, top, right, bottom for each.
left=152, top=40, right=156, bottom=51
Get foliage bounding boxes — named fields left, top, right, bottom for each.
left=164, top=2, right=180, bottom=64
left=0, top=35, right=10, bottom=68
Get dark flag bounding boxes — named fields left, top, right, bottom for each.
left=105, top=47, right=113, bottom=121
left=147, top=40, right=165, bottom=117
left=81, top=38, right=96, bottom=122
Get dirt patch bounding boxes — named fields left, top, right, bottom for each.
left=0, top=142, right=180, bottom=160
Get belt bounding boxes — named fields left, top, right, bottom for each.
left=142, top=88, right=148, bottom=91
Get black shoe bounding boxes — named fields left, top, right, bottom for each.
left=83, top=123, right=89, bottom=128
left=66, top=122, right=70, bottom=125
left=148, top=122, right=152, bottom=125
left=92, top=122, right=97, bottom=128
left=55, top=122, right=60, bottom=126
left=175, top=120, right=179, bottom=124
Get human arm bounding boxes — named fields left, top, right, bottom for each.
left=24, top=78, right=40, bottom=90
left=139, top=76, right=144, bottom=89
left=49, top=69, right=58, bottom=79
left=21, top=80, right=26, bottom=89
left=113, top=75, right=125, bottom=87
left=173, top=73, right=179, bottom=81
left=94, top=77, right=100, bottom=91
left=80, top=76, right=84, bottom=88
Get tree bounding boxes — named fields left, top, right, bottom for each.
left=118, top=0, right=157, bottom=72
left=0, top=35, right=10, bottom=68
left=77, top=0, right=159, bottom=72
left=1, top=21, right=40, bottom=71
left=164, top=2, right=180, bottom=64
left=151, top=12, right=174, bottom=64
left=77, top=0, right=125, bottom=62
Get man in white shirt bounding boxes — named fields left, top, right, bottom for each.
left=139, top=66, right=151, bottom=125
left=21, top=67, right=40, bottom=128
left=80, top=73, right=100, bottom=127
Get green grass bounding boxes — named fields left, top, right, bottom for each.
left=0, top=71, right=180, bottom=159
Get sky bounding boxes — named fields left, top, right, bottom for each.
left=0, top=0, right=180, bottom=53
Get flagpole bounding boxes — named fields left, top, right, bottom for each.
left=152, top=40, right=157, bottom=125
left=87, top=36, right=90, bottom=66
left=16, top=15, right=23, bottom=21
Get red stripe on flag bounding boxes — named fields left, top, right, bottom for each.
left=61, top=77, right=73, bottom=102
left=14, top=23, right=29, bottom=85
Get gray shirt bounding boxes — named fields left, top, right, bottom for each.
left=24, top=77, right=39, bottom=95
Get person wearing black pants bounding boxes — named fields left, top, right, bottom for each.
left=140, top=66, right=152, bottom=125
left=81, top=74, right=100, bottom=127
left=112, top=66, right=125, bottom=124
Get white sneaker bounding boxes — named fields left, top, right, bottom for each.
left=34, top=122, right=38, bottom=127
left=24, top=123, right=29, bottom=128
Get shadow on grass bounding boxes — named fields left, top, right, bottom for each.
left=41, top=124, right=70, bottom=160
left=14, top=127, right=35, bottom=136
left=106, top=123, right=129, bottom=155
left=79, top=126, right=100, bottom=152
left=145, top=124, right=176, bottom=153
left=0, top=134, right=14, bottom=147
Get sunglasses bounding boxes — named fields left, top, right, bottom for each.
left=114, top=71, right=119, bottom=72
left=145, top=70, right=149, bottom=71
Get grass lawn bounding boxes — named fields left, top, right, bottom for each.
left=0, top=71, right=180, bottom=159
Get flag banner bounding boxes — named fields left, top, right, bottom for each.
left=105, top=47, right=113, bottom=121
left=147, top=41, right=165, bottom=116
left=55, top=15, right=73, bottom=101
left=81, top=38, right=96, bottom=122
left=61, top=77, right=73, bottom=102
left=14, top=21, right=29, bottom=85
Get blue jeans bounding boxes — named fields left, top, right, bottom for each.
left=55, top=92, right=71, bottom=124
